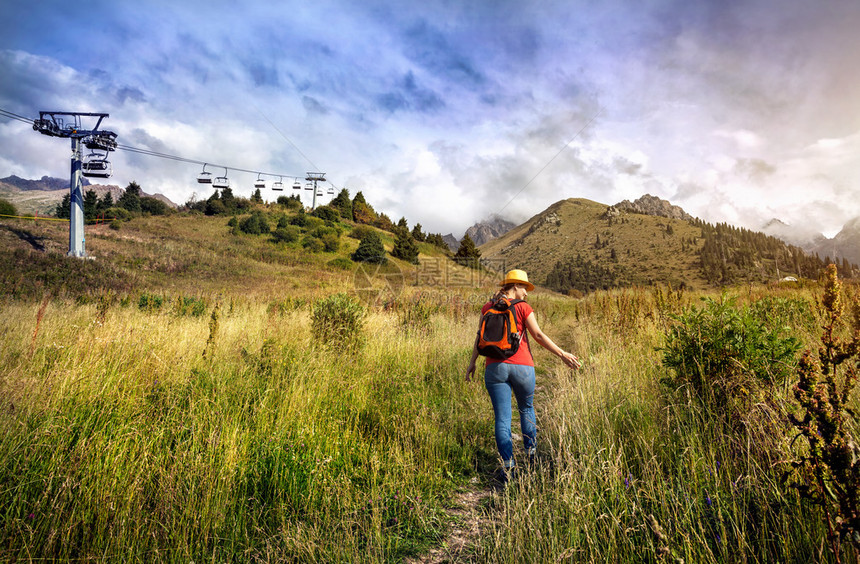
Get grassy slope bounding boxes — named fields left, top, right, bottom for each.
left=479, top=198, right=708, bottom=290
left=0, top=208, right=465, bottom=301
left=0, top=210, right=854, bottom=562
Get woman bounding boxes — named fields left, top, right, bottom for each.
left=466, top=269, right=580, bottom=479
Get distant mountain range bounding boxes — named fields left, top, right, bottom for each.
left=0, top=175, right=177, bottom=216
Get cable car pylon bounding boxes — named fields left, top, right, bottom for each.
left=306, top=172, right=326, bottom=210
left=33, top=111, right=116, bottom=258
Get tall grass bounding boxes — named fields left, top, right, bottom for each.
left=0, top=281, right=854, bottom=562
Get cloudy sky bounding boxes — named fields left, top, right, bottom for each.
left=1, top=0, right=859, bottom=239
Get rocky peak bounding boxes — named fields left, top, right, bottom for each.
left=465, top=214, right=517, bottom=246
left=613, top=194, right=693, bottom=221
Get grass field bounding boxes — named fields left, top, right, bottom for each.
left=0, top=212, right=858, bottom=562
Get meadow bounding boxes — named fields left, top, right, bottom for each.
left=0, top=213, right=858, bottom=562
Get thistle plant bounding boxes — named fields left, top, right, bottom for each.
left=786, top=264, right=860, bottom=561
left=203, top=301, right=221, bottom=359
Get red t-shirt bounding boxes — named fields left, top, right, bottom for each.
left=481, top=300, right=535, bottom=367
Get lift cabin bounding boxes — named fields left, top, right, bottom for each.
left=82, top=152, right=112, bottom=178
left=197, top=164, right=213, bottom=184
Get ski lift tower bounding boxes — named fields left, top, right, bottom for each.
left=33, top=111, right=117, bottom=258
left=306, top=172, right=326, bottom=210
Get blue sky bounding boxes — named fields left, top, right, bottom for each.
left=1, top=0, right=859, bottom=239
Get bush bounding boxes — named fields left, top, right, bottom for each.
left=348, top=224, right=377, bottom=240
left=311, top=293, right=366, bottom=351
left=276, top=195, right=302, bottom=210
left=239, top=211, right=270, bottom=235
left=320, top=233, right=340, bottom=252
left=138, top=293, right=164, bottom=311
left=302, top=236, right=325, bottom=253
left=661, top=295, right=802, bottom=419
left=272, top=226, right=300, bottom=244
left=102, top=207, right=133, bottom=222
left=312, top=205, right=339, bottom=222
left=0, top=198, right=17, bottom=217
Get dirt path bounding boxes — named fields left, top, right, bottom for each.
left=406, top=476, right=494, bottom=563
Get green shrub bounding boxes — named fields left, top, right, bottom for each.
left=0, top=198, right=17, bottom=217
left=302, top=236, right=325, bottom=253
left=320, top=233, right=340, bottom=252
left=312, top=205, right=339, bottom=222
left=102, top=207, right=133, bottom=222
left=311, top=292, right=366, bottom=350
left=239, top=211, right=270, bottom=235
left=348, top=224, right=377, bottom=240
left=138, top=293, right=164, bottom=311
left=109, top=220, right=122, bottom=230
left=661, top=295, right=802, bottom=416
left=271, top=226, right=300, bottom=244
left=173, top=296, right=207, bottom=317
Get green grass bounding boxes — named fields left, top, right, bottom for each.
left=0, top=212, right=857, bottom=562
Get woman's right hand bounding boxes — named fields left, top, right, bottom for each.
left=561, top=352, right=581, bottom=370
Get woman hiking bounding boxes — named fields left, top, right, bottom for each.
left=466, top=269, right=581, bottom=481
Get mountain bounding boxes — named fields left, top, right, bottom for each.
left=760, top=217, right=826, bottom=250
left=0, top=175, right=177, bottom=216
left=1, top=175, right=92, bottom=191
left=478, top=197, right=830, bottom=295
left=441, top=233, right=460, bottom=253
left=464, top=214, right=517, bottom=247
left=812, top=217, right=860, bottom=266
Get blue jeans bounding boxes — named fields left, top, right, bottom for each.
left=484, top=362, right=537, bottom=467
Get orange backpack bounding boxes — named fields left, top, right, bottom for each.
left=477, top=298, right=524, bottom=359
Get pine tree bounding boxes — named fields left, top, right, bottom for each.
left=118, top=181, right=142, bottom=213
left=331, top=188, right=353, bottom=220
left=454, top=233, right=481, bottom=268
left=411, top=223, right=425, bottom=242
left=391, top=228, right=419, bottom=264
left=55, top=193, right=71, bottom=219
left=251, top=188, right=263, bottom=204
left=83, top=189, right=99, bottom=220
left=351, top=230, right=387, bottom=264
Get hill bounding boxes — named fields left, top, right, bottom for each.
left=478, top=197, right=838, bottom=294
left=0, top=175, right=177, bottom=216
left=0, top=204, right=470, bottom=301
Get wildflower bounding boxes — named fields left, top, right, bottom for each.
left=705, top=492, right=712, bottom=507
left=27, top=513, right=34, bottom=519
left=624, top=474, right=631, bottom=489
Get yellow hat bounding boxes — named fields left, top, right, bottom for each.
left=500, top=269, right=535, bottom=291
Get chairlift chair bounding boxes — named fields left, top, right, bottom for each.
left=327, top=186, right=335, bottom=195
left=213, top=168, right=230, bottom=190
left=272, top=176, right=284, bottom=191
left=197, top=164, right=213, bottom=184
left=304, top=181, right=313, bottom=191
left=292, top=179, right=301, bottom=190
left=254, top=173, right=266, bottom=190
left=316, top=187, right=324, bottom=197
left=82, top=154, right=112, bottom=178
